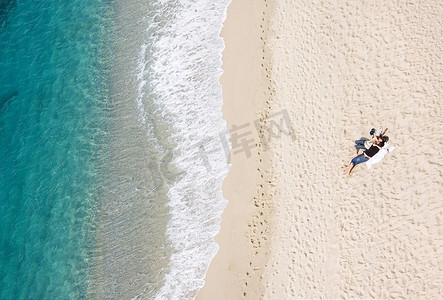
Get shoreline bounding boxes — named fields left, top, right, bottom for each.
left=91, top=1, right=232, bottom=299
left=199, top=0, right=442, bottom=299
left=197, top=0, right=274, bottom=298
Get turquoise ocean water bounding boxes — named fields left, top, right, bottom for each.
left=0, top=0, right=112, bottom=298
left=0, top=0, right=230, bottom=299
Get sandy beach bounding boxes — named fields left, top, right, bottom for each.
left=198, top=0, right=442, bottom=299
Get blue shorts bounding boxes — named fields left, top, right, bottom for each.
left=354, top=138, right=369, bottom=150
left=351, top=153, right=369, bottom=165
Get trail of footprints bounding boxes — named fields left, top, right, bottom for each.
left=241, top=0, right=275, bottom=298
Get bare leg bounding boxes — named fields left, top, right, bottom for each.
left=346, top=164, right=354, bottom=176
left=341, top=163, right=355, bottom=176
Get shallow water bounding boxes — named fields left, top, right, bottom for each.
left=0, top=0, right=230, bottom=298
left=0, top=0, right=112, bottom=298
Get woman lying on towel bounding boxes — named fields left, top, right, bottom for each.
left=353, top=127, right=388, bottom=156
left=342, top=135, right=388, bottom=176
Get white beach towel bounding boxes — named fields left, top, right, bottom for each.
left=366, top=143, right=395, bottom=169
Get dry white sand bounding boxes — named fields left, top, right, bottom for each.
left=199, top=0, right=443, bottom=299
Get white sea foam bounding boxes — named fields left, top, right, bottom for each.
left=135, top=0, right=231, bottom=299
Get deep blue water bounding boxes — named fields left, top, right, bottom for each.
left=0, top=0, right=112, bottom=298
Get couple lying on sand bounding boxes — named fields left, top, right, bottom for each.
left=342, top=128, right=389, bottom=176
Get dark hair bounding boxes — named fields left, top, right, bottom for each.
left=383, top=136, right=389, bottom=142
